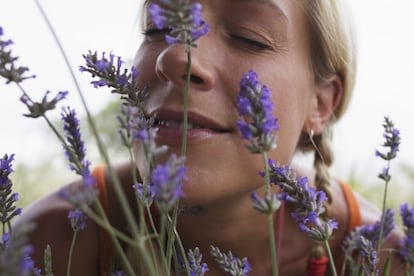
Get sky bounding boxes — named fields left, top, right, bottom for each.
left=1, top=0, right=414, bottom=187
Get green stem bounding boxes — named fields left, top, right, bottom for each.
left=181, top=50, right=191, bottom=156
left=168, top=215, right=191, bottom=275
left=159, top=213, right=171, bottom=275
left=15, top=82, right=136, bottom=274
left=377, top=160, right=391, bottom=254
left=34, top=0, right=141, bottom=246
left=84, top=203, right=137, bottom=275
left=166, top=50, right=192, bottom=270
left=67, top=231, right=78, bottom=276
left=324, top=239, right=338, bottom=276
left=262, top=152, right=278, bottom=276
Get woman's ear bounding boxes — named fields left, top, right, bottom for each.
left=306, top=75, right=343, bottom=135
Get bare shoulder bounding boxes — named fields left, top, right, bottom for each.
left=12, top=180, right=100, bottom=275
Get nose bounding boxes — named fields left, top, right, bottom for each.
left=155, top=43, right=215, bottom=91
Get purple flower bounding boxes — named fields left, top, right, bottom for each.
left=0, top=154, right=32, bottom=275
left=133, top=182, right=155, bottom=207
left=360, top=208, right=395, bottom=246
left=187, top=247, right=209, bottom=276
left=250, top=191, right=280, bottom=215
left=0, top=224, right=36, bottom=276
left=19, top=90, right=68, bottom=118
left=210, top=245, right=251, bottom=276
left=375, top=116, right=400, bottom=161
left=0, top=27, right=35, bottom=84
left=79, top=51, right=141, bottom=102
left=151, top=154, right=186, bottom=212
left=237, top=70, right=279, bottom=153
left=148, top=0, right=209, bottom=50
left=0, top=154, right=22, bottom=227
left=359, top=236, right=379, bottom=276
left=0, top=154, right=14, bottom=188
left=342, top=208, right=395, bottom=261
left=148, top=4, right=167, bottom=29
left=117, top=103, right=153, bottom=148
left=135, top=127, right=168, bottom=163
left=68, top=209, right=88, bottom=232
left=399, top=203, right=414, bottom=266
left=61, top=106, right=91, bottom=176
left=267, top=159, right=337, bottom=241
left=59, top=107, right=97, bottom=208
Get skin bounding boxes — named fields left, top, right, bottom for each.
left=13, top=0, right=406, bottom=275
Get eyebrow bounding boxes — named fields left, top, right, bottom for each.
left=226, top=0, right=288, bottom=21
left=143, top=0, right=288, bottom=22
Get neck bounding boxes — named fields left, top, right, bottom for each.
left=176, top=189, right=284, bottom=275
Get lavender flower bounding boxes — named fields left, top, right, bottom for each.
left=0, top=153, right=14, bottom=188
left=133, top=125, right=169, bottom=207
left=375, top=116, right=400, bottom=162
left=250, top=191, right=280, bottom=215
left=0, top=26, right=35, bottom=84
left=210, top=245, right=251, bottom=276
left=117, top=103, right=153, bottom=148
left=61, top=106, right=91, bottom=176
left=136, top=128, right=168, bottom=158
left=342, top=209, right=395, bottom=257
left=187, top=247, right=209, bottom=276
left=359, top=236, right=379, bottom=276
left=59, top=107, right=96, bottom=209
left=0, top=223, right=36, bottom=276
left=151, top=154, right=186, bottom=212
left=360, top=209, right=395, bottom=246
left=148, top=0, right=209, bottom=50
left=0, top=154, right=22, bottom=229
left=133, top=182, right=155, bottom=207
left=68, top=209, right=88, bottom=232
left=399, top=203, right=414, bottom=267
left=237, top=70, right=279, bottom=153
left=79, top=51, right=141, bottom=101
left=267, top=159, right=338, bottom=241
left=19, top=90, right=68, bottom=118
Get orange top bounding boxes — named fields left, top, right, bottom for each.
left=92, top=166, right=362, bottom=275
left=92, top=165, right=114, bottom=274
left=339, top=179, right=363, bottom=233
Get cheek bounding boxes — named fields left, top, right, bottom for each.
left=133, top=45, right=159, bottom=85
left=265, top=73, right=314, bottom=163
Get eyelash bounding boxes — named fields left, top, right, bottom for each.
left=142, top=27, right=272, bottom=51
left=142, top=27, right=171, bottom=38
left=230, top=34, right=272, bottom=51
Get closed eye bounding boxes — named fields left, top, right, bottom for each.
left=230, top=34, right=272, bottom=51
left=143, top=27, right=171, bottom=37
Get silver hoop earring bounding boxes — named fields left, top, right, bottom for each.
left=309, top=128, right=325, bottom=164
left=309, top=128, right=314, bottom=140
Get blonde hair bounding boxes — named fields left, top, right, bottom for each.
left=298, top=0, right=357, bottom=197
left=299, top=0, right=357, bottom=259
left=303, top=0, right=357, bottom=120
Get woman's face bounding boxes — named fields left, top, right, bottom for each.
left=134, top=0, right=318, bottom=206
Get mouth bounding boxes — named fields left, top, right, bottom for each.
left=153, top=118, right=228, bottom=133
left=148, top=109, right=231, bottom=143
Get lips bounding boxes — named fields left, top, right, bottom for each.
left=149, top=109, right=231, bottom=143
left=151, top=109, right=229, bottom=132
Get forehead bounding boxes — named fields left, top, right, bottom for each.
left=226, top=0, right=288, bottom=19
left=143, top=0, right=298, bottom=23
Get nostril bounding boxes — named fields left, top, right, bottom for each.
left=191, top=75, right=204, bottom=84
left=182, top=74, right=204, bottom=84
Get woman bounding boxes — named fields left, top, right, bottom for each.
left=15, top=0, right=405, bottom=275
